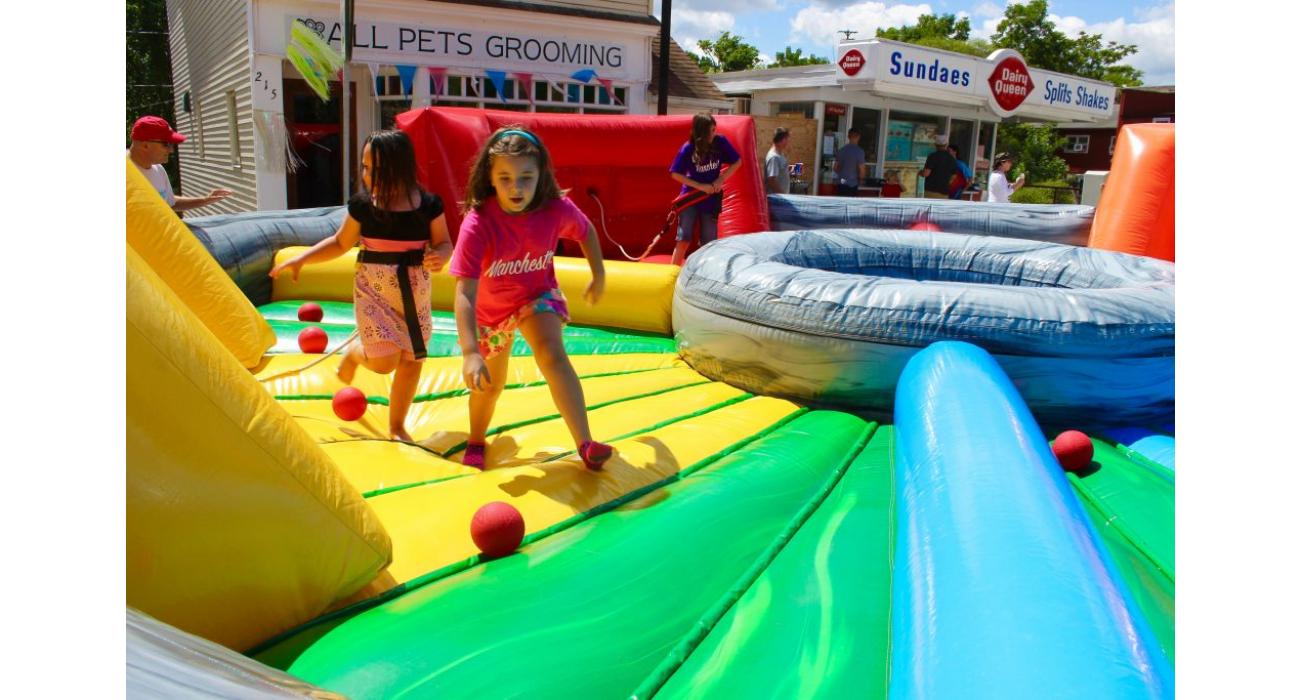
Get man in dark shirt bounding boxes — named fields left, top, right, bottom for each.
left=920, top=134, right=958, bottom=200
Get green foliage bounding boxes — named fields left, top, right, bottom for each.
left=875, top=13, right=993, bottom=58
left=992, top=0, right=1144, bottom=87
left=1009, top=186, right=1054, bottom=204
left=127, top=0, right=179, bottom=182
left=997, top=123, right=1069, bottom=184
left=769, top=46, right=830, bottom=68
left=877, top=13, right=972, bottom=43
left=694, top=32, right=762, bottom=73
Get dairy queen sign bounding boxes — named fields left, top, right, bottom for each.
left=833, top=40, right=1115, bottom=122
left=986, top=49, right=1034, bottom=116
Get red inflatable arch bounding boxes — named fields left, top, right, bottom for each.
left=395, top=108, right=769, bottom=261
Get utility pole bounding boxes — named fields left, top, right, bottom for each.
left=657, top=0, right=671, bottom=115
left=341, top=0, right=354, bottom=202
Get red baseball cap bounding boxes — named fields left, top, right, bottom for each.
left=131, top=116, right=186, bottom=144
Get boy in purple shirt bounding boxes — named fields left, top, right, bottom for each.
left=668, top=113, right=742, bottom=265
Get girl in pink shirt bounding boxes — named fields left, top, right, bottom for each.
left=449, top=126, right=612, bottom=471
left=271, top=130, right=453, bottom=442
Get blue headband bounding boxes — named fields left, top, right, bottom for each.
left=497, top=129, right=540, bottom=147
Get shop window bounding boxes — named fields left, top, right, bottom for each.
left=225, top=90, right=240, bottom=167
left=850, top=107, right=881, bottom=175
left=1152, top=116, right=1172, bottom=123
left=884, top=110, right=944, bottom=197
left=734, top=97, right=752, bottom=115
left=1065, top=135, right=1090, bottom=153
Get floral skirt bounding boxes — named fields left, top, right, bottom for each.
left=354, top=260, right=433, bottom=360
left=477, top=289, right=570, bottom=359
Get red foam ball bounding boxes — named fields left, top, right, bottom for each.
left=1052, top=430, right=1094, bottom=472
left=909, top=221, right=942, bottom=231
left=298, top=302, right=324, bottom=322
left=332, top=386, right=368, bottom=421
left=471, top=501, right=525, bottom=559
left=298, top=326, right=328, bottom=353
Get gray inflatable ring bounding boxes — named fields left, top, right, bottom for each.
left=672, top=228, right=1174, bottom=426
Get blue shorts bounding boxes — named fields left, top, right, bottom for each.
left=677, top=203, right=719, bottom=244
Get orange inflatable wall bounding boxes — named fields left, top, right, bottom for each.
left=396, top=108, right=769, bottom=261
left=1087, top=123, right=1175, bottom=261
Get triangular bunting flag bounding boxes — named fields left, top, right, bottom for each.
left=597, top=78, right=620, bottom=105
left=515, top=72, right=534, bottom=105
left=570, top=68, right=597, bottom=83
left=485, top=69, right=509, bottom=104
left=429, top=67, right=448, bottom=102
left=412, top=66, right=432, bottom=108
left=395, top=64, right=417, bottom=96
left=365, top=62, right=382, bottom=96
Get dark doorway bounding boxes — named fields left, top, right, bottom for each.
left=284, top=78, right=357, bottom=209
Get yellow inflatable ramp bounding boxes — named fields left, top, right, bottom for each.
left=126, top=243, right=392, bottom=652
left=126, top=157, right=274, bottom=368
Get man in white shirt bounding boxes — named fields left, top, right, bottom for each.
left=764, top=128, right=792, bottom=194
left=128, top=116, right=232, bottom=212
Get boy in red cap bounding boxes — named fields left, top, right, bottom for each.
left=128, top=115, right=232, bottom=212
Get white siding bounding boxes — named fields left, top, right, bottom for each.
left=500, top=0, right=652, bottom=18
left=166, top=0, right=257, bottom=216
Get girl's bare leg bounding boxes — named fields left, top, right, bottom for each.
left=338, top=340, right=400, bottom=385
left=670, top=240, right=690, bottom=266
left=467, top=348, right=513, bottom=445
left=519, top=313, right=591, bottom=446
left=388, top=357, right=423, bottom=442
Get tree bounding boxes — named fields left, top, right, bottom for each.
left=127, top=0, right=179, bottom=183
left=694, top=32, right=762, bottom=73
left=996, top=122, right=1068, bottom=184
left=769, top=46, right=829, bottom=68
left=992, top=0, right=1143, bottom=87
left=876, top=13, right=993, bottom=58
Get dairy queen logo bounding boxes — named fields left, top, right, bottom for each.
left=838, top=49, right=865, bottom=77
left=987, top=54, right=1034, bottom=113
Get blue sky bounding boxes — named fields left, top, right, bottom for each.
left=652, top=1, right=1175, bottom=85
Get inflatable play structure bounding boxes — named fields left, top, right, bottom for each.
left=126, top=114, right=1174, bottom=698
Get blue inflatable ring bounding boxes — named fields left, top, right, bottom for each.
left=672, top=228, right=1174, bottom=426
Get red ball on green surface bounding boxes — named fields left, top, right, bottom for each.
left=298, top=326, right=328, bottom=353
left=298, top=302, right=324, bottom=322
left=471, top=501, right=526, bottom=559
left=1052, top=430, right=1094, bottom=472
left=332, top=386, right=368, bottom=421
left=909, top=221, right=941, bottom=232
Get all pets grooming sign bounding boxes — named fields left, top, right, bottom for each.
left=254, top=6, right=637, bottom=81
left=835, top=39, right=1116, bottom=123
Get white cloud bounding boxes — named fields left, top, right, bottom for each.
left=972, top=2, right=1002, bottom=19
left=671, top=8, right=738, bottom=56
left=789, top=2, right=934, bottom=47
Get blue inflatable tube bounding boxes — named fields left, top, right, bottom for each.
left=891, top=342, right=1172, bottom=698
left=767, top=193, right=1094, bottom=245
left=185, top=206, right=344, bottom=305
left=673, top=228, right=1174, bottom=426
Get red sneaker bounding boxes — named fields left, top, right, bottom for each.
left=579, top=440, right=613, bottom=471
left=462, top=443, right=486, bottom=470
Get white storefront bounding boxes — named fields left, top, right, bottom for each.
left=167, top=0, right=659, bottom=213
left=714, top=39, right=1117, bottom=197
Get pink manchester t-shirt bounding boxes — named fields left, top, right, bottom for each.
left=449, top=195, right=591, bottom=327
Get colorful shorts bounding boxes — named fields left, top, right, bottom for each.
left=477, top=289, right=570, bottom=359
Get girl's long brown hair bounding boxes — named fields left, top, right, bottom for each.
left=690, top=112, right=716, bottom=166
left=461, top=126, right=564, bottom=214
left=363, top=130, right=422, bottom=211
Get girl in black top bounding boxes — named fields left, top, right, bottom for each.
left=272, top=130, right=452, bottom=442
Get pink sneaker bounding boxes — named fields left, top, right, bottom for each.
left=579, top=440, right=613, bottom=471
left=462, top=443, right=486, bottom=470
